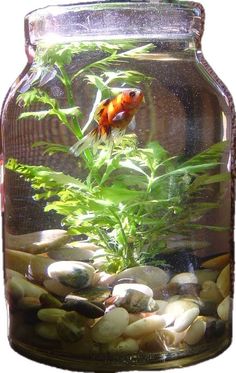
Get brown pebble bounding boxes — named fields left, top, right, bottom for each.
left=179, top=283, right=201, bottom=297
left=62, top=299, right=105, bottom=318
left=153, top=283, right=180, bottom=300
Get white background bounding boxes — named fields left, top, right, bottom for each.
left=0, top=1, right=235, bottom=372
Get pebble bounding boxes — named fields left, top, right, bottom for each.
left=17, top=296, right=41, bottom=311
left=155, top=249, right=201, bottom=272
left=37, top=308, right=67, bottom=323
left=62, top=299, right=105, bottom=318
left=153, top=300, right=168, bottom=315
left=184, top=319, right=206, bottom=345
left=48, top=245, right=94, bottom=261
left=195, top=269, right=219, bottom=285
left=173, top=308, right=199, bottom=332
left=200, top=281, right=223, bottom=304
left=139, top=332, right=163, bottom=352
left=69, top=242, right=101, bottom=251
left=112, top=283, right=153, bottom=298
left=217, top=296, right=231, bottom=321
left=199, top=301, right=217, bottom=316
left=5, top=269, right=25, bottom=280
left=115, top=266, right=169, bottom=290
left=178, top=283, right=201, bottom=297
left=164, top=300, right=199, bottom=319
left=91, top=308, right=129, bottom=343
left=97, top=271, right=117, bottom=287
left=35, top=322, right=60, bottom=340
left=108, top=338, right=139, bottom=353
left=170, top=272, right=198, bottom=285
left=114, top=289, right=159, bottom=313
left=205, top=319, right=226, bottom=340
left=47, top=261, right=95, bottom=289
left=7, top=277, right=47, bottom=299
left=43, top=279, right=74, bottom=297
left=28, top=255, right=54, bottom=283
left=159, top=328, right=186, bottom=346
left=216, top=264, right=230, bottom=298
left=5, top=250, right=54, bottom=283
left=39, top=293, right=62, bottom=308
left=5, top=229, right=69, bottom=254
left=153, top=283, right=180, bottom=300
left=124, top=315, right=166, bottom=338
left=57, top=311, right=85, bottom=342
left=67, top=287, right=111, bottom=303
left=92, top=249, right=107, bottom=269
left=6, top=278, right=24, bottom=300
left=201, top=254, right=230, bottom=270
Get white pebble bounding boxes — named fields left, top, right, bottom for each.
left=170, top=272, right=198, bottom=285
left=112, top=283, right=153, bottom=298
left=124, top=315, right=166, bottom=338
left=217, top=296, right=232, bottom=321
left=115, top=266, right=169, bottom=289
left=173, top=307, right=199, bottom=332
left=165, top=300, right=199, bottom=319
left=184, top=319, right=206, bottom=345
left=109, top=338, right=139, bottom=353
left=216, top=264, right=230, bottom=298
left=92, top=307, right=129, bottom=343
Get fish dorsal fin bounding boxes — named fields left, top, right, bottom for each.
left=94, top=98, right=111, bottom=122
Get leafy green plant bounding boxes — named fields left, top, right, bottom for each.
left=6, top=40, right=230, bottom=273
left=6, top=137, right=229, bottom=272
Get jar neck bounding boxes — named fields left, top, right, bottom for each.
left=24, top=1, right=204, bottom=47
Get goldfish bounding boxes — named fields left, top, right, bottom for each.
left=70, top=88, right=144, bottom=156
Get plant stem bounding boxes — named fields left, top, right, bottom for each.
left=56, top=63, right=93, bottom=166
left=108, top=208, right=136, bottom=267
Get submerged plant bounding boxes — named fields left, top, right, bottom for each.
left=6, top=41, right=230, bottom=273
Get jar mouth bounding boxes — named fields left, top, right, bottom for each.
left=25, top=1, right=204, bottom=46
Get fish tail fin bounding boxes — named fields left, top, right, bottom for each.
left=69, top=128, right=99, bottom=157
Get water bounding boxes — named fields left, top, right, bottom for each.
left=2, top=39, right=232, bottom=369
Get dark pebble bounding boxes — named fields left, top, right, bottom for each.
left=67, top=287, right=111, bottom=303
left=62, top=299, right=105, bottom=318
left=155, top=250, right=201, bottom=273
left=205, top=319, right=226, bottom=340
left=199, top=301, right=217, bottom=317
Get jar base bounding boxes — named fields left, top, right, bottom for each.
left=9, top=336, right=231, bottom=371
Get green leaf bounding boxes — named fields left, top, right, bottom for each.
left=98, top=184, right=144, bottom=204
left=85, top=75, right=111, bottom=95
left=120, top=159, right=149, bottom=177
left=147, top=141, right=170, bottom=163
left=17, top=88, right=57, bottom=108
left=19, top=110, right=50, bottom=120
left=187, top=224, right=229, bottom=232
left=181, top=141, right=229, bottom=167
left=32, top=141, right=70, bottom=155
left=5, top=159, right=87, bottom=191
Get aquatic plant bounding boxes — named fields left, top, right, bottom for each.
left=6, top=41, right=230, bottom=273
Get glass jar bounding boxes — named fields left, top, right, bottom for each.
left=1, top=0, right=234, bottom=370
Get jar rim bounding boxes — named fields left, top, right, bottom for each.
left=25, top=1, right=205, bottom=46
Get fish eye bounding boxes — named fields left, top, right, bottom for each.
left=129, top=91, right=136, bottom=97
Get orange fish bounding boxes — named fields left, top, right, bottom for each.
left=70, top=89, right=144, bottom=156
